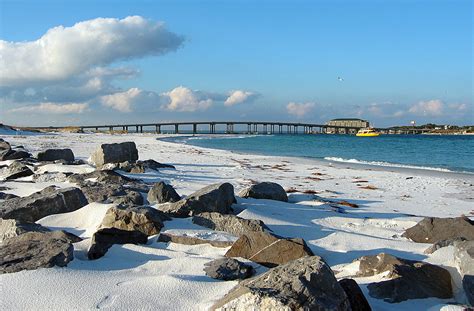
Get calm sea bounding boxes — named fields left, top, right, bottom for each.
left=169, top=134, right=474, bottom=173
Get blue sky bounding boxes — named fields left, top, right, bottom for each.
left=0, top=0, right=472, bottom=127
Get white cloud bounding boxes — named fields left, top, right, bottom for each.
left=224, top=90, right=257, bottom=106
left=101, top=88, right=143, bottom=112
left=0, top=16, right=184, bottom=87
left=9, top=102, right=89, bottom=114
left=408, top=99, right=444, bottom=117
left=161, top=86, right=213, bottom=112
left=286, top=102, right=315, bottom=118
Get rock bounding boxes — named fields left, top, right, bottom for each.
left=339, top=279, right=372, bottom=311
left=32, top=172, right=69, bottom=183
left=0, top=138, right=10, bottom=151
left=238, top=182, right=288, bottom=202
left=453, top=241, right=474, bottom=305
left=136, top=159, right=175, bottom=172
left=100, top=205, right=166, bottom=236
left=90, top=142, right=139, bottom=167
left=0, top=231, right=74, bottom=274
left=356, top=253, right=452, bottom=302
left=2, top=161, right=34, bottom=180
left=147, top=182, right=181, bottom=204
left=157, top=232, right=234, bottom=248
left=78, top=182, right=143, bottom=205
left=1, top=149, right=31, bottom=161
left=424, top=237, right=467, bottom=254
left=204, top=258, right=254, bottom=281
left=402, top=216, right=474, bottom=243
left=37, top=149, right=74, bottom=162
left=192, top=212, right=267, bottom=236
left=225, top=231, right=314, bottom=267
left=0, top=192, right=19, bottom=200
left=212, top=256, right=350, bottom=310
left=0, top=218, right=51, bottom=242
left=0, top=186, right=88, bottom=222
left=111, top=190, right=144, bottom=206
left=88, top=228, right=148, bottom=260
left=158, top=183, right=236, bottom=217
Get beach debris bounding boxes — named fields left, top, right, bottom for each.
left=204, top=258, right=254, bottom=281
left=0, top=186, right=88, bottom=222
left=37, top=148, right=74, bottom=162
left=225, top=231, right=314, bottom=267
left=337, top=200, right=359, bottom=208
left=212, top=256, right=350, bottom=310
left=192, top=212, right=267, bottom=236
left=406, top=177, right=414, bottom=180
left=1, top=161, right=34, bottom=180
left=285, top=187, right=299, bottom=193
left=89, top=141, right=138, bottom=168
left=157, top=232, right=234, bottom=248
left=424, top=237, right=467, bottom=254
left=359, top=185, right=378, bottom=190
left=238, top=181, right=288, bottom=202
left=147, top=181, right=181, bottom=204
left=100, top=205, right=168, bottom=236
left=355, top=253, right=453, bottom=302
left=402, top=216, right=474, bottom=243
left=157, top=183, right=236, bottom=217
left=0, top=231, right=76, bottom=274
left=339, top=278, right=372, bottom=311
left=453, top=241, right=474, bottom=306
left=88, top=228, right=148, bottom=260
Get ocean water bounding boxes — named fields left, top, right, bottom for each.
left=170, top=134, right=474, bottom=173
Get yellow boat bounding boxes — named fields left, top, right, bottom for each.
left=356, top=128, right=380, bottom=137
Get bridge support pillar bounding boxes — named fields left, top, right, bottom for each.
left=193, top=124, right=197, bottom=134
left=109, top=126, right=113, bottom=132
left=156, top=125, right=161, bottom=134
left=140, top=126, right=143, bottom=133
left=175, top=124, right=179, bottom=134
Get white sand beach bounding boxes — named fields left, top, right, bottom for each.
left=1, top=132, right=473, bottom=310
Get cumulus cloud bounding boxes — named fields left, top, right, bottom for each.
left=286, top=102, right=315, bottom=118
left=408, top=99, right=444, bottom=117
left=0, top=16, right=184, bottom=87
left=224, top=90, right=257, bottom=106
left=101, top=88, right=143, bottom=112
left=9, top=102, right=89, bottom=114
left=161, top=86, right=213, bottom=112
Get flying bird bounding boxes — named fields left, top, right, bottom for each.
left=337, top=77, right=344, bottom=82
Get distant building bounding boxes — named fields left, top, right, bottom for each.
left=326, top=118, right=370, bottom=128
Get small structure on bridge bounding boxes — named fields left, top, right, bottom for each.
left=325, top=118, right=370, bottom=134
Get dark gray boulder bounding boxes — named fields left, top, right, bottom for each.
left=1, top=149, right=31, bottom=161
left=238, top=182, right=288, bottom=202
left=37, top=148, right=74, bottom=162
left=78, top=182, right=143, bottom=205
left=339, top=278, right=372, bottom=311
left=130, top=159, right=175, bottom=173
left=90, top=142, right=138, bottom=167
left=402, top=216, right=474, bottom=243
left=0, top=231, right=74, bottom=274
left=204, top=258, right=254, bottom=281
left=0, top=192, right=19, bottom=200
left=424, top=237, right=467, bottom=254
left=0, top=186, right=88, bottom=222
left=2, top=161, right=34, bottom=180
left=225, top=231, right=314, bottom=268
left=192, top=212, right=267, bottom=237
left=0, top=218, right=51, bottom=242
left=147, top=182, right=181, bottom=204
left=355, top=253, right=453, bottom=302
left=212, top=256, right=350, bottom=310
left=453, top=241, right=474, bottom=305
left=88, top=227, right=148, bottom=260
left=157, top=183, right=236, bottom=217
left=100, top=205, right=167, bottom=236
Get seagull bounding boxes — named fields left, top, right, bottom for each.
left=337, top=77, right=344, bottom=82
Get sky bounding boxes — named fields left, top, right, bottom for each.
left=0, top=0, right=472, bottom=127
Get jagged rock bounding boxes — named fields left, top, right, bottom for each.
left=157, top=183, right=236, bottom=217
left=2, top=161, right=33, bottom=180
left=37, top=149, right=74, bottom=162
left=402, top=216, right=474, bottom=243
left=0, top=186, right=88, bottom=222
left=339, top=278, right=372, bottom=311
left=1, top=149, right=31, bottom=161
left=424, top=237, right=467, bottom=254
left=204, top=258, right=254, bottom=281
left=157, top=232, right=234, bottom=248
left=0, top=218, right=50, bottom=242
left=129, top=159, right=176, bottom=173
left=356, top=253, right=452, bottom=302
left=78, top=182, right=143, bottom=205
left=90, top=142, right=139, bottom=167
left=453, top=241, right=474, bottom=305
left=225, top=231, right=314, bottom=267
left=0, top=139, right=10, bottom=151
left=100, top=205, right=166, bottom=236
left=192, top=212, right=267, bottom=236
left=68, top=169, right=149, bottom=193
left=147, top=182, right=181, bottom=204
left=0, top=192, right=19, bottom=200
left=212, top=256, right=350, bottom=310
left=239, top=182, right=288, bottom=202
left=32, top=172, right=69, bottom=183
left=88, top=228, right=148, bottom=260
left=0, top=231, right=74, bottom=274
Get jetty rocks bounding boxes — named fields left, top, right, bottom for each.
left=192, top=212, right=267, bottom=236
left=37, top=148, right=74, bottom=162
left=204, top=258, right=254, bottom=281
left=2, top=161, right=34, bottom=180
left=88, top=228, right=148, bottom=260
left=239, top=181, right=288, bottom=202
left=147, top=181, right=181, bottom=204
left=0, top=186, right=88, bottom=222
left=0, top=219, right=50, bottom=242
left=90, top=142, right=138, bottom=167
left=212, top=256, right=351, bottom=310
left=157, top=183, right=236, bottom=217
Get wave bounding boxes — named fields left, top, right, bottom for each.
left=323, top=157, right=457, bottom=173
